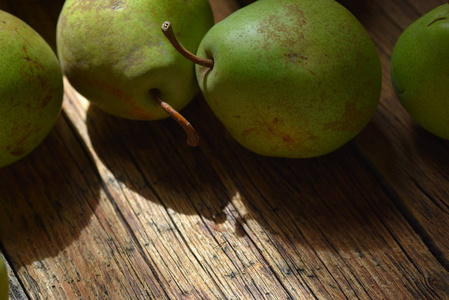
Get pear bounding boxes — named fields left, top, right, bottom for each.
left=56, top=0, right=214, bottom=146
left=391, top=2, right=449, bottom=139
left=0, top=257, right=8, bottom=300
left=163, top=0, right=382, bottom=158
left=0, top=10, right=63, bottom=168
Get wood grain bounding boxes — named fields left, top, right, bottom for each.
left=0, top=0, right=448, bottom=299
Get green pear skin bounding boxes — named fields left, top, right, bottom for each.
left=0, top=10, right=63, bottom=168
left=57, top=0, right=213, bottom=120
left=391, top=4, right=449, bottom=139
left=0, top=257, right=8, bottom=300
left=196, top=0, right=381, bottom=158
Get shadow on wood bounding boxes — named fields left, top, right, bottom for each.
left=173, top=97, right=403, bottom=254
left=337, top=0, right=374, bottom=23
left=412, top=123, right=449, bottom=157
left=216, top=142, right=402, bottom=253
left=85, top=101, right=231, bottom=223
left=0, top=114, right=101, bottom=266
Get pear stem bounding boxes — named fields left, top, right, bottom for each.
left=161, top=21, right=214, bottom=69
left=150, top=89, right=199, bottom=147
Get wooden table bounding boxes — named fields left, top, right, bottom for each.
left=1, top=0, right=448, bottom=299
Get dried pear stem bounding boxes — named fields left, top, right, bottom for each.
left=161, top=21, right=214, bottom=68
left=150, top=89, right=199, bottom=147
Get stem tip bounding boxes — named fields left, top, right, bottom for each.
left=161, top=21, right=171, bottom=31
left=150, top=89, right=200, bottom=147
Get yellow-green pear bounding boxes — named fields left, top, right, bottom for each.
left=164, top=0, right=382, bottom=158
left=0, top=10, right=63, bottom=167
left=0, top=257, right=8, bottom=300
left=391, top=3, right=449, bottom=139
left=56, top=0, right=214, bottom=146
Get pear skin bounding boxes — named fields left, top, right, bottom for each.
left=0, top=257, right=7, bottom=300
left=57, top=0, right=213, bottom=121
left=391, top=3, right=449, bottom=139
left=0, top=10, right=63, bottom=168
left=195, top=0, right=381, bottom=158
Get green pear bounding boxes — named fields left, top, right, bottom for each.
left=0, top=257, right=8, bottom=300
left=391, top=3, right=449, bottom=139
left=163, top=0, right=381, bottom=158
left=0, top=10, right=63, bottom=168
left=56, top=0, right=214, bottom=145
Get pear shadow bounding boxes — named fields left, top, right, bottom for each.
left=337, top=0, right=374, bottom=23
left=85, top=100, right=230, bottom=223
left=237, top=149, right=401, bottom=253
left=352, top=111, right=401, bottom=180
left=411, top=122, right=449, bottom=173
left=186, top=97, right=402, bottom=256
left=0, top=112, right=100, bottom=266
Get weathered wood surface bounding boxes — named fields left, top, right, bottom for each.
left=1, top=0, right=448, bottom=299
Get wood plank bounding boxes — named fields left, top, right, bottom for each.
left=341, top=0, right=449, bottom=268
